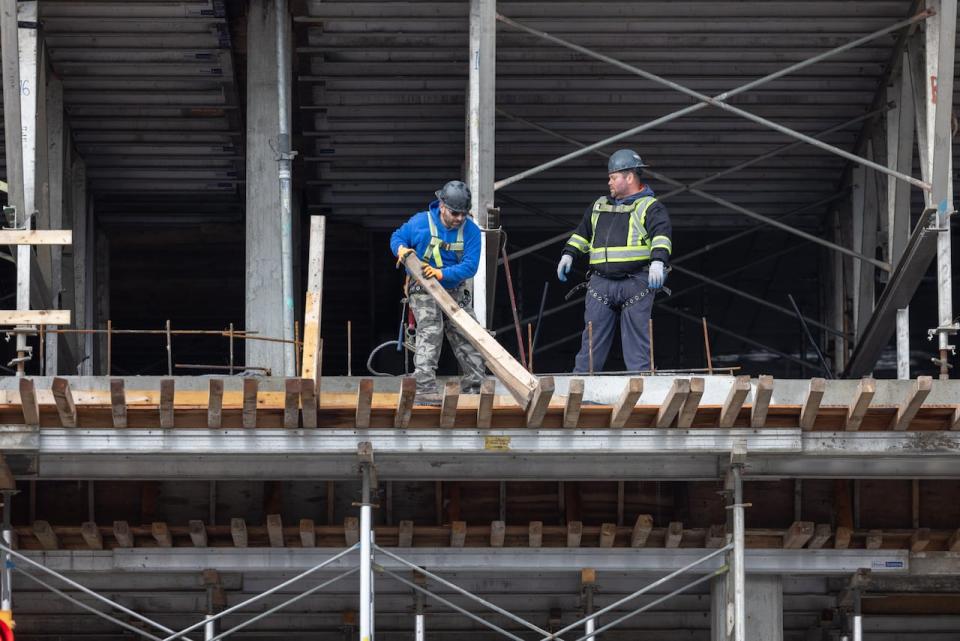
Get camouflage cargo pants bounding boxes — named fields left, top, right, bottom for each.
left=409, top=284, right=485, bottom=395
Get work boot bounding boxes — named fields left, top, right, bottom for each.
left=414, top=390, right=442, bottom=406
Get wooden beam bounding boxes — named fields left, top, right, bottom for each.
left=490, top=520, right=505, bottom=548
left=834, top=526, right=852, bottom=550
left=567, top=521, right=583, bottom=548
left=599, top=522, right=617, bottom=548
left=109, top=379, right=127, bottom=428
left=657, top=378, right=689, bottom=428
left=207, top=379, right=223, bottom=429
left=0, top=229, right=71, bottom=245
left=151, top=522, right=172, bottom=548
left=400, top=252, right=538, bottom=407
left=563, top=378, right=584, bottom=428
left=783, top=521, right=815, bottom=549
left=242, top=378, right=258, bottom=428
left=610, top=377, right=643, bottom=428
left=892, top=376, right=932, bottom=431
left=631, top=514, right=654, bottom=548
left=477, top=378, right=495, bottom=428
left=80, top=522, right=103, bottom=550
left=300, top=519, right=316, bottom=547
left=231, top=518, right=248, bottom=548
left=267, top=514, right=285, bottom=548
left=799, top=377, right=826, bottom=431
left=440, top=381, right=459, bottom=428
left=676, top=377, right=704, bottom=428
left=948, top=528, right=960, bottom=553
left=301, top=216, right=325, bottom=397
left=51, top=377, right=77, bottom=427
left=808, top=524, right=832, bottom=549
left=344, top=517, right=360, bottom=546
left=665, top=522, right=683, bottom=548
left=865, top=529, right=883, bottom=550
left=450, top=521, right=467, bottom=547
left=525, top=376, right=554, bottom=428
left=910, top=528, right=931, bottom=553
left=846, top=377, right=876, bottom=431
left=394, top=377, right=416, bottom=428
left=529, top=521, right=543, bottom=548
left=33, top=521, right=59, bottom=550
left=188, top=520, right=207, bottom=548
left=398, top=520, right=414, bottom=547
left=750, top=375, right=774, bottom=428
left=300, top=379, right=318, bottom=428
left=719, top=375, right=751, bottom=427
left=113, top=521, right=134, bottom=548
left=0, top=310, right=70, bottom=325
left=355, top=379, right=373, bottom=428
left=19, top=378, right=38, bottom=426
left=705, top=524, right=726, bottom=548
left=159, top=379, right=174, bottom=429
left=283, top=379, right=301, bottom=429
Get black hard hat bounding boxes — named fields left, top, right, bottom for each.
left=608, top=149, right=648, bottom=174
left=435, top=180, right=472, bottom=213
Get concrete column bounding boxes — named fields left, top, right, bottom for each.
left=712, top=575, right=783, bottom=641
left=245, top=0, right=291, bottom=374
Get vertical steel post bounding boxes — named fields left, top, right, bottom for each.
left=276, top=0, right=296, bottom=376
left=1, top=492, right=12, bottom=614
left=204, top=615, right=216, bottom=641
left=852, top=589, right=863, bottom=641
left=583, top=584, right=596, bottom=641
left=414, top=592, right=425, bottom=641
left=360, top=467, right=373, bottom=641
left=731, top=464, right=746, bottom=641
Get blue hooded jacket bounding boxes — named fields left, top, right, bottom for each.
left=390, top=200, right=482, bottom=290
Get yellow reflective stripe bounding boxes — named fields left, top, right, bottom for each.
left=651, top=235, right=672, bottom=254
left=425, top=213, right=444, bottom=267
left=589, top=246, right=651, bottom=264
left=567, top=233, right=590, bottom=252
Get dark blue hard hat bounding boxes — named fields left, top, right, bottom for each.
left=435, top=180, right=472, bottom=213
left=608, top=149, right=648, bottom=174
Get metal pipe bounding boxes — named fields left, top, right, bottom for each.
left=494, top=11, right=932, bottom=191
left=787, top=293, right=834, bottom=378
left=532, top=282, right=549, bottom=355
left=414, top=592, right=425, bottom=641
left=852, top=588, right=863, bottom=641
left=702, top=317, right=713, bottom=375
left=500, top=241, right=528, bottom=368
left=276, top=0, right=296, bottom=376
left=732, top=464, right=746, bottom=641
left=360, top=467, right=373, bottom=641
left=204, top=616, right=215, bottom=641
left=1, top=492, right=12, bottom=613
left=583, top=585, right=596, bottom=641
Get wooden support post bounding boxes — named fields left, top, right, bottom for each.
left=283, top=378, right=301, bottom=428
left=355, top=379, right=373, bottom=428
left=525, top=376, right=554, bottom=428
left=846, top=377, right=875, bottom=431
left=783, top=521, right=815, bottom=549
left=528, top=521, right=543, bottom=548
left=398, top=520, right=414, bottom=547
left=299, top=519, right=316, bottom=547
left=151, top=522, right=172, bottom=548
left=490, top=520, right=505, bottom=548
left=51, top=377, right=77, bottom=427
left=450, top=521, right=467, bottom=547
left=656, top=378, right=689, bottom=428
left=267, top=514, right=285, bottom=548
left=33, top=521, right=59, bottom=550
left=440, top=381, right=459, bottom=428
left=705, top=524, right=726, bottom=548
left=910, top=528, right=931, bottom=552
left=110, top=379, right=127, bottom=428
left=231, top=518, right=248, bottom=548
left=566, top=521, right=583, bottom=548
left=892, top=376, right=932, bottom=430
left=665, top=522, right=683, bottom=548
left=610, top=377, right=643, bottom=428
left=242, top=378, right=258, bottom=428
left=394, top=377, right=416, bottom=428
left=159, top=379, right=175, bottom=429
left=477, top=379, right=495, bottom=428
left=799, top=378, right=826, bottom=431
left=300, top=379, right=318, bottom=428
left=188, top=520, right=207, bottom=548
left=676, top=377, right=704, bottom=428
left=207, top=379, right=224, bottom=429
left=563, top=378, right=584, bottom=428
left=719, top=375, right=751, bottom=427
left=301, top=216, right=325, bottom=402
left=834, top=526, right=852, bottom=550
left=947, top=528, right=960, bottom=552
left=631, top=514, right=654, bottom=548
left=113, top=521, right=134, bottom=548
left=0, top=456, right=14, bottom=490
left=80, top=522, right=103, bottom=550
left=750, top=375, right=774, bottom=428
left=19, top=378, right=39, bottom=426
left=344, top=517, right=360, bottom=546
left=865, top=530, right=883, bottom=549
left=808, top=524, right=832, bottom=549
left=599, top=522, right=616, bottom=548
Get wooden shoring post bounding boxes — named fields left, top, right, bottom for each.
left=490, top=521, right=505, bottom=548
left=676, top=377, right=704, bottom=428
left=283, top=378, right=301, bottom=429
left=528, top=521, right=543, bottom=548
left=344, top=517, right=360, bottom=546
left=665, top=521, right=683, bottom=548
left=112, top=521, right=134, bottom=548
left=80, top=522, right=103, bottom=550
left=159, top=379, right=174, bottom=429
left=563, top=378, right=584, bottom=428
left=631, top=514, right=653, bottom=548
left=567, top=521, right=583, bottom=548
left=231, top=518, right=248, bottom=548
left=656, top=378, right=690, bottom=428
left=846, top=377, right=876, bottom=431
left=526, top=376, right=554, bottom=428
left=892, top=376, right=932, bottom=430
left=865, top=530, right=883, bottom=549
left=51, top=377, right=77, bottom=427
left=207, top=379, right=224, bottom=429
left=356, top=378, right=373, bottom=428
left=705, top=524, right=726, bottom=548
left=450, top=521, right=467, bottom=547
left=19, top=378, right=39, bottom=427
left=395, top=377, right=416, bottom=428
left=301, top=216, right=326, bottom=405
left=477, top=378, right=495, bottom=428
left=610, top=377, right=643, bottom=428
left=267, top=514, right=285, bottom=548
left=783, top=521, right=815, bottom=549
left=808, top=524, right=832, bottom=549
left=910, top=527, right=930, bottom=553
left=33, top=521, right=59, bottom=550
left=719, top=375, right=751, bottom=427
left=799, top=377, right=826, bottom=430
left=300, top=378, right=318, bottom=428
left=599, top=523, right=617, bottom=548
left=189, top=520, right=208, bottom=548
left=439, top=381, right=459, bottom=428
left=110, top=379, right=127, bottom=428
left=398, top=520, right=414, bottom=547
left=750, top=375, right=774, bottom=428
left=151, top=522, right=172, bottom=548
left=242, top=378, right=258, bottom=428
left=300, top=519, right=316, bottom=547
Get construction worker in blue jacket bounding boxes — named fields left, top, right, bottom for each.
left=556, top=149, right=673, bottom=373
left=391, top=181, right=486, bottom=403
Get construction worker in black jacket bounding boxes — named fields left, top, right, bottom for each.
left=556, top=149, right=673, bottom=373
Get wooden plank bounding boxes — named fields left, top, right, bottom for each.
left=439, top=381, right=459, bottom=428
left=109, top=379, right=127, bottom=428
left=610, top=377, right=643, bottom=428
left=51, top=377, right=77, bottom=427
left=783, top=521, right=814, bottom=549
left=529, top=521, right=543, bottom=548
left=477, top=378, right=495, bottom=428
left=151, top=522, right=172, bottom=548
left=566, top=521, right=583, bottom=548
left=0, top=229, right=71, bottom=245
left=242, top=378, right=258, bottom=428
left=799, top=378, right=826, bottom=431
left=19, top=378, right=38, bottom=426
left=80, top=522, right=103, bottom=550
left=490, top=520, right=505, bottom=548
left=450, top=521, right=467, bottom=547
left=398, top=520, right=414, bottom=547
left=665, top=522, right=683, bottom=548
left=947, top=528, right=960, bottom=553
left=344, top=517, right=360, bottom=546
left=808, top=524, right=832, bottom=550
left=563, top=378, right=584, bottom=428
left=394, top=377, right=416, bottom=428
left=631, top=514, right=654, bottom=548
left=283, top=378, right=301, bottom=428
left=676, top=377, right=704, bottom=428
left=113, top=521, right=134, bottom=548
left=267, top=514, right=285, bottom=548
left=719, top=375, right=751, bottom=427
left=355, top=379, right=373, bottom=428
left=525, top=376, right=554, bottom=428
left=188, top=520, right=207, bottom=547
left=231, top=518, right=248, bottom=548
left=207, top=379, right=223, bottom=429
left=750, top=375, right=774, bottom=428
left=846, top=377, right=876, bottom=431
left=401, top=252, right=538, bottom=407
left=33, top=521, right=59, bottom=550
left=834, top=526, right=852, bottom=550
left=301, top=216, right=325, bottom=398
left=599, top=522, right=617, bottom=548
left=159, top=379, right=174, bottom=429
left=657, top=378, right=689, bottom=428
left=581, top=568, right=596, bottom=586
left=300, top=519, right=316, bottom=547
left=705, top=524, right=726, bottom=548
left=300, top=379, right=318, bottom=428
left=892, top=376, right=932, bottom=431
left=0, top=455, right=14, bottom=490
left=910, top=528, right=931, bottom=552
left=0, top=310, right=70, bottom=325
left=865, top=529, right=883, bottom=550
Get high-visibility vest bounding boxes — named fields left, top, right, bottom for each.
left=567, top=196, right=672, bottom=265
left=423, top=211, right=464, bottom=268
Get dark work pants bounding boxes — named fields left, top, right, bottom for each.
left=573, top=273, right=657, bottom=373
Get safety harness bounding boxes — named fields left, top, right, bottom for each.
left=423, top=210, right=464, bottom=267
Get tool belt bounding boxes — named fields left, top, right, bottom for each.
left=405, top=277, right=472, bottom=308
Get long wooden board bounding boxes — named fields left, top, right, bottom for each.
left=0, top=230, right=71, bottom=245
left=0, top=310, right=70, bottom=325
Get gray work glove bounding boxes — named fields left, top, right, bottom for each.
left=648, top=260, right=665, bottom=290
left=556, top=254, right=573, bottom=282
